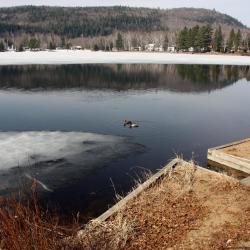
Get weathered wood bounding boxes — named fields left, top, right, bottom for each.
left=240, top=176, right=250, bottom=186
left=207, top=159, right=249, bottom=179
left=208, top=153, right=250, bottom=174
left=208, top=138, right=250, bottom=151
left=207, top=139, right=250, bottom=175
left=94, top=158, right=179, bottom=223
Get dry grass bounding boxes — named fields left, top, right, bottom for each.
left=0, top=181, right=80, bottom=250
left=68, top=212, right=133, bottom=250
left=74, top=159, right=206, bottom=249
left=1, top=159, right=249, bottom=250
left=73, top=159, right=250, bottom=250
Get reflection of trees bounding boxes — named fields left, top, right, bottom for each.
left=0, top=64, right=249, bottom=93
left=176, top=64, right=250, bottom=91
left=0, top=64, right=160, bottom=91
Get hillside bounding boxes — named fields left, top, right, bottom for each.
left=0, top=6, right=249, bottom=49
left=0, top=6, right=247, bottom=37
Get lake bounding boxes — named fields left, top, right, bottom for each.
left=0, top=64, right=250, bottom=220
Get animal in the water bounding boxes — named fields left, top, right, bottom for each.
left=124, top=120, right=132, bottom=126
left=123, top=120, right=139, bottom=128
left=129, top=123, right=139, bottom=128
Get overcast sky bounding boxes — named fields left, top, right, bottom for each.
left=1, top=0, right=249, bottom=27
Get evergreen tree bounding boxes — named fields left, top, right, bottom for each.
left=0, top=41, right=5, bottom=51
left=109, top=42, right=113, bottom=51
left=234, top=29, right=242, bottom=51
left=116, top=33, right=124, bottom=50
left=177, top=26, right=188, bottom=50
left=186, top=28, right=193, bottom=48
left=61, top=36, right=66, bottom=48
left=18, top=43, right=24, bottom=52
left=202, top=25, right=212, bottom=51
left=66, top=42, right=71, bottom=50
left=213, top=26, right=223, bottom=52
left=131, top=37, right=138, bottom=48
left=48, top=41, right=56, bottom=50
left=192, top=25, right=200, bottom=48
left=93, top=44, right=99, bottom=51
left=247, top=34, right=250, bottom=51
left=227, top=29, right=235, bottom=51
left=241, top=39, right=247, bottom=52
left=163, top=34, right=168, bottom=51
left=29, top=37, right=40, bottom=49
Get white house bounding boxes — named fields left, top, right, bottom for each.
left=145, top=43, right=155, bottom=52
left=154, top=46, right=164, bottom=52
left=188, top=47, right=195, bottom=52
left=7, top=45, right=16, bottom=52
left=71, top=45, right=82, bottom=50
left=131, top=46, right=142, bottom=51
left=167, top=46, right=176, bottom=53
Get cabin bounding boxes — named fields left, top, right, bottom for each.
left=7, top=45, right=16, bottom=52
left=131, top=46, right=142, bottom=51
left=71, top=45, right=82, bottom=50
left=167, top=46, right=176, bottom=53
left=155, top=46, right=164, bottom=52
left=145, top=43, right=155, bottom=52
left=188, top=47, right=195, bottom=53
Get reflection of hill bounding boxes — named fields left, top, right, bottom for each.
left=0, top=64, right=249, bottom=93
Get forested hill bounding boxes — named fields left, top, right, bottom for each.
left=0, top=6, right=248, bottom=38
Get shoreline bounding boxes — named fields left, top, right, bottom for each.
left=1, top=50, right=250, bottom=65
left=74, top=159, right=250, bottom=249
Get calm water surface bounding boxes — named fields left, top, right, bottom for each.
left=0, top=64, right=250, bottom=219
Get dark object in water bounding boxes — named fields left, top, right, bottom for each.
left=124, top=120, right=139, bottom=128
left=129, top=123, right=139, bottom=128
left=124, top=120, right=132, bottom=126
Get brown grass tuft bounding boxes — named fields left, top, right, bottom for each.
left=70, top=212, right=133, bottom=250
left=0, top=180, right=79, bottom=250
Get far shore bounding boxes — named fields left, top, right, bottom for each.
left=1, top=50, right=250, bottom=66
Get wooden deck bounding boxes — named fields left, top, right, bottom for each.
left=207, top=138, right=250, bottom=186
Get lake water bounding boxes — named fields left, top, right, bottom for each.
left=0, top=64, right=250, bottom=220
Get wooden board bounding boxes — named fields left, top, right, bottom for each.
left=240, top=176, right=250, bottom=186
left=207, top=138, right=250, bottom=175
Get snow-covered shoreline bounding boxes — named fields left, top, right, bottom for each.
left=1, top=50, right=250, bottom=65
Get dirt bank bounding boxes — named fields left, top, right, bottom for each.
left=74, top=160, right=250, bottom=250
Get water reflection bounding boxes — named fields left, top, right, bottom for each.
left=0, top=64, right=249, bottom=93
left=1, top=63, right=250, bottom=218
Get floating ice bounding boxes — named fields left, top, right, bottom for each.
left=0, top=131, right=127, bottom=169
left=0, top=131, right=144, bottom=194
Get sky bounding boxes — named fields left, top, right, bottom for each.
left=0, top=0, right=249, bottom=27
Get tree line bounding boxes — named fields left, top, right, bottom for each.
left=1, top=25, right=250, bottom=53
left=177, top=25, right=250, bottom=52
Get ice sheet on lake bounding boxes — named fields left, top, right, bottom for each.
left=1, top=51, right=250, bottom=65
left=0, top=131, right=144, bottom=194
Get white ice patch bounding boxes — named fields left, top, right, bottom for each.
left=1, top=51, right=250, bottom=66
left=0, top=131, right=143, bottom=194
left=0, top=131, right=123, bottom=170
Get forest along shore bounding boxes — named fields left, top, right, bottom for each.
left=71, top=159, right=250, bottom=250
left=1, top=51, right=250, bottom=65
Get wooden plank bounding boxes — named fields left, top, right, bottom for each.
left=240, top=176, right=250, bottom=186
left=94, top=158, right=179, bottom=223
left=208, top=138, right=250, bottom=151
left=207, top=137, right=250, bottom=175
left=208, top=153, right=250, bottom=174
left=207, top=159, right=249, bottom=179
